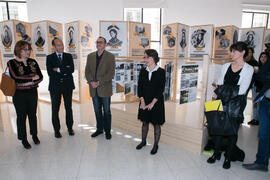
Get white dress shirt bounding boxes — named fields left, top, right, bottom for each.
left=146, top=65, right=160, bottom=81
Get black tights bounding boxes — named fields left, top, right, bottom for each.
left=141, top=122, right=161, bottom=146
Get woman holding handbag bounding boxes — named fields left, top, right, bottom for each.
left=7, top=40, right=43, bottom=149
left=207, top=42, right=254, bottom=169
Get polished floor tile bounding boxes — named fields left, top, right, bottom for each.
left=0, top=101, right=269, bottom=180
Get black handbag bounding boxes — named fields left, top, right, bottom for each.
left=205, top=103, right=237, bottom=136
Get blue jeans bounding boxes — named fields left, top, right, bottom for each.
left=92, top=94, right=111, bottom=132
left=255, top=98, right=270, bottom=166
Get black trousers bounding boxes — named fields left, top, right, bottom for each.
left=12, top=88, right=38, bottom=140
left=50, top=89, right=73, bottom=132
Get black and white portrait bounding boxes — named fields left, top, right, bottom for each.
left=49, top=25, right=58, bottom=37
left=1, top=25, right=13, bottom=48
left=233, top=30, right=238, bottom=44
left=264, top=31, right=270, bottom=49
left=135, top=24, right=145, bottom=37
left=141, top=37, right=149, bottom=48
left=107, top=25, right=123, bottom=46
left=163, top=26, right=172, bottom=36
left=35, top=26, right=45, bottom=48
left=215, top=28, right=230, bottom=49
left=67, top=26, right=75, bottom=47
left=244, top=31, right=256, bottom=48
left=16, top=23, right=31, bottom=43
left=81, top=24, right=92, bottom=47
left=191, top=29, right=207, bottom=49
left=180, top=29, right=187, bottom=49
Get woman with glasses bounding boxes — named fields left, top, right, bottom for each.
left=136, top=49, right=166, bottom=155
left=7, top=40, right=43, bottom=149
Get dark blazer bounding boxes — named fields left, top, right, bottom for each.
left=46, top=52, right=75, bottom=92
left=85, top=50, right=115, bottom=97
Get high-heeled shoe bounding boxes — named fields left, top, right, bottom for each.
left=207, top=153, right=221, bottom=164
left=150, top=145, right=158, bottom=155
left=136, top=141, right=146, bottom=150
left=223, top=158, right=231, bottom=169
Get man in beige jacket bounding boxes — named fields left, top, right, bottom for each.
left=85, top=37, right=115, bottom=139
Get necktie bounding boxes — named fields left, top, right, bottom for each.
left=58, top=54, right=62, bottom=63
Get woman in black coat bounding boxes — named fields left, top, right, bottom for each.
left=136, top=49, right=165, bottom=155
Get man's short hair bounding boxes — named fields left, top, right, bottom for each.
left=98, top=36, right=107, bottom=44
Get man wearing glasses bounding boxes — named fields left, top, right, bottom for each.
left=85, top=37, right=115, bottom=140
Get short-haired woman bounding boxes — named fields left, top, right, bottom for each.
left=136, top=49, right=166, bottom=155
left=7, top=40, right=43, bottom=149
left=207, top=42, right=254, bottom=169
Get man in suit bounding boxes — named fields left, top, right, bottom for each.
left=85, top=36, right=115, bottom=140
left=46, top=37, right=75, bottom=138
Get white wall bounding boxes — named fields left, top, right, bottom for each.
left=27, top=0, right=124, bottom=40
left=163, top=0, right=242, bottom=26
left=27, top=0, right=269, bottom=38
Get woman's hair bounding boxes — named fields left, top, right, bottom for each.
left=14, top=40, right=32, bottom=58
left=145, top=49, right=159, bottom=64
left=229, top=41, right=249, bottom=58
left=258, top=52, right=269, bottom=66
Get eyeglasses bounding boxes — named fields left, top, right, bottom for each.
left=95, top=41, right=105, bottom=44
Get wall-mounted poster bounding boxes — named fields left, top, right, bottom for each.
left=15, top=22, right=31, bottom=43
left=124, top=62, right=134, bottom=95
left=32, top=22, right=48, bottom=59
left=114, top=61, right=125, bottom=93
left=179, top=64, right=199, bottom=104
left=213, top=26, right=239, bottom=59
left=0, top=21, right=15, bottom=67
left=177, top=24, right=189, bottom=58
left=65, top=22, right=79, bottom=68
left=263, top=29, right=270, bottom=52
left=133, top=62, right=145, bottom=97
left=80, top=22, right=94, bottom=58
left=162, top=24, right=178, bottom=58
left=32, top=21, right=62, bottom=69
left=239, top=27, right=265, bottom=60
left=164, top=61, right=174, bottom=101
left=189, top=25, right=214, bottom=58
left=100, top=21, right=128, bottom=57
left=128, top=22, right=151, bottom=57
left=0, top=20, right=32, bottom=68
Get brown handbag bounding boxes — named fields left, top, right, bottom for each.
left=0, top=66, right=16, bottom=96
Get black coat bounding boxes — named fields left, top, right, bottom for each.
left=137, top=67, right=165, bottom=125
left=46, top=52, right=75, bottom=92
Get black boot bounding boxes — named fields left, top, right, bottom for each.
left=207, top=153, right=221, bottom=164
left=22, top=139, right=31, bottom=149
left=223, top=158, right=231, bottom=169
left=150, top=145, right=159, bottom=155
left=32, top=136, right=40, bottom=145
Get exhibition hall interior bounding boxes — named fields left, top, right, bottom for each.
left=0, top=0, right=270, bottom=179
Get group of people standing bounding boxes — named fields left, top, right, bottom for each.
left=7, top=37, right=165, bottom=155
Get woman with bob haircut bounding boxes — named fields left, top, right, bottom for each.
left=136, top=49, right=166, bottom=155
left=7, top=40, right=43, bottom=149
left=207, top=41, right=254, bottom=169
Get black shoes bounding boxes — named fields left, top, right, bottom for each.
left=223, top=158, right=231, bottom=169
left=105, top=132, right=112, bottom=140
left=55, top=131, right=62, bottom=138
left=248, top=119, right=259, bottom=125
left=136, top=141, right=146, bottom=150
left=22, top=139, right=31, bottom=149
left=91, top=130, right=103, bottom=138
left=32, top=136, right=40, bottom=145
left=68, top=129, right=75, bottom=136
left=150, top=145, right=159, bottom=155
left=243, top=163, right=268, bottom=172
left=207, top=153, right=221, bottom=164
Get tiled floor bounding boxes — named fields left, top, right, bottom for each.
left=0, top=101, right=269, bottom=180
